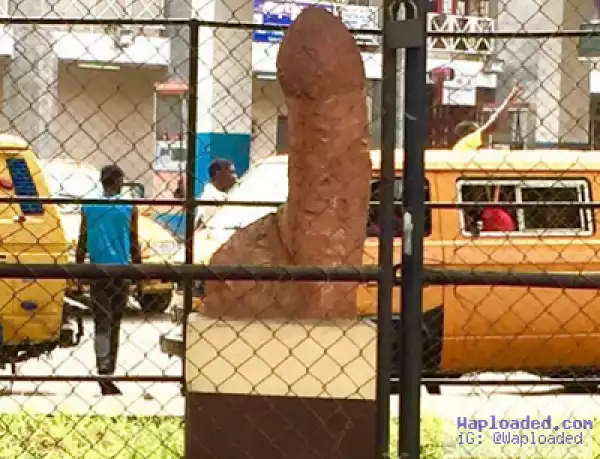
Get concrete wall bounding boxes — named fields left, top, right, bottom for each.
left=159, top=0, right=192, bottom=139
left=50, top=0, right=164, bottom=22
left=53, top=63, right=167, bottom=190
left=192, top=0, right=253, bottom=194
left=0, top=58, right=6, bottom=112
left=496, top=0, right=592, bottom=145
left=251, top=78, right=285, bottom=161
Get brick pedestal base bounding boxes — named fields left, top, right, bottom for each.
left=184, top=314, right=377, bottom=459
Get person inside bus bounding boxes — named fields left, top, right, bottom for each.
left=453, top=82, right=523, bottom=152
left=366, top=182, right=403, bottom=237
left=479, top=184, right=516, bottom=232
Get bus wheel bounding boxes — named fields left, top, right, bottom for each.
left=562, top=383, right=599, bottom=394
left=425, top=384, right=441, bottom=395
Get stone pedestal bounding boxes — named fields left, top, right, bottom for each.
left=185, top=313, right=377, bottom=458
left=184, top=8, right=376, bottom=457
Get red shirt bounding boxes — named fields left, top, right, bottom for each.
left=480, top=208, right=516, bottom=232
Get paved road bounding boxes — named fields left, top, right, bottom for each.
left=0, top=315, right=184, bottom=417
left=1, top=302, right=599, bottom=421
left=393, top=373, right=600, bottom=421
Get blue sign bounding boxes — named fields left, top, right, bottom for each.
left=252, top=0, right=336, bottom=43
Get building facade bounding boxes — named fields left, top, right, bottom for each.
left=497, top=0, right=594, bottom=149
left=152, top=0, right=502, bottom=195
left=9, top=0, right=592, bottom=196
left=0, top=0, right=170, bottom=191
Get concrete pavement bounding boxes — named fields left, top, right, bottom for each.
left=0, top=309, right=597, bottom=422
left=0, top=316, right=184, bottom=417
left=394, top=373, right=600, bottom=421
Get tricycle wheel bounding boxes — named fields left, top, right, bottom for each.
left=138, top=293, right=173, bottom=314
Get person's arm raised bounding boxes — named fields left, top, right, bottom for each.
left=479, top=83, right=523, bottom=135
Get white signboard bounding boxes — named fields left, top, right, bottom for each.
left=442, top=73, right=477, bottom=106
left=253, top=1, right=380, bottom=46
left=442, top=87, right=477, bottom=106
left=339, top=5, right=380, bottom=46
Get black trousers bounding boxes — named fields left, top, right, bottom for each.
left=89, top=279, right=129, bottom=375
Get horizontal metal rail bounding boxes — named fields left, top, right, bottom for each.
left=6, top=197, right=600, bottom=209
left=0, top=263, right=381, bottom=281
left=427, top=30, right=600, bottom=39
left=3, top=375, right=593, bottom=386
left=3, top=263, right=600, bottom=290
left=427, top=201, right=600, bottom=209
left=0, top=17, right=382, bottom=36
left=6, top=376, right=597, bottom=386
left=0, top=196, right=279, bottom=206
left=0, top=196, right=277, bottom=206
left=423, top=268, right=600, bottom=290
left=4, top=376, right=594, bottom=386
left=0, top=375, right=181, bottom=382
left=394, top=378, right=600, bottom=388
left=0, top=18, right=598, bottom=40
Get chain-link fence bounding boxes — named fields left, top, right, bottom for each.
left=0, top=0, right=390, bottom=457
left=0, top=15, right=192, bottom=458
left=3, top=0, right=600, bottom=457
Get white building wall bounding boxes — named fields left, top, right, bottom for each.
left=252, top=78, right=286, bottom=160
left=589, top=69, right=600, bottom=93
left=497, top=0, right=592, bottom=145
left=194, top=0, right=253, bottom=181
left=52, top=64, right=167, bottom=190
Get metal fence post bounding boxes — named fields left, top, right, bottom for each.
left=376, top=0, right=398, bottom=452
left=399, top=0, right=428, bottom=456
left=182, top=18, right=199, bottom=396
left=380, top=0, right=427, bottom=454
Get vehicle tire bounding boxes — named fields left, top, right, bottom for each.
left=138, top=293, right=173, bottom=314
left=425, top=384, right=441, bottom=395
left=562, top=383, right=599, bottom=394
left=537, top=369, right=600, bottom=394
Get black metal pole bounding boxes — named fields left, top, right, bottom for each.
left=182, top=19, right=199, bottom=395
left=398, top=0, right=427, bottom=457
left=375, top=0, right=398, bottom=456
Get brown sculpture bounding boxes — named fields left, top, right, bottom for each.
left=201, top=7, right=372, bottom=319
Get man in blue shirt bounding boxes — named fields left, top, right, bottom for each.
left=76, top=164, right=141, bottom=396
